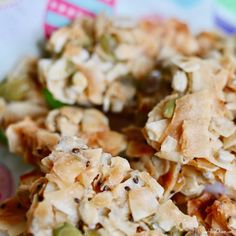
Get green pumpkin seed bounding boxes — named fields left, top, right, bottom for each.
left=0, top=76, right=30, bottom=101
left=53, top=222, right=83, bottom=236
left=163, top=99, right=176, bottom=119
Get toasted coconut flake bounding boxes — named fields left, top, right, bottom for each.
left=0, top=197, right=27, bottom=236
left=188, top=158, right=219, bottom=172
left=207, top=155, right=236, bottom=171
left=157, top=135, right=183, bottom=163
left=71, top=71, right=88, bottom=94
left=92, top=131, right=127, bottom=156
left=1, top=101, right=47, bottom=128
left=187, top=192, right=216, bottom=225
left=129, top=187, right=159, bottom=221
left=81, top=109, right=109, bottom=133
left=139, top=172, right=164, bottom=198
left=180, top=167, right=205, bottom=196
left=103, top=80, right=136, bottom=112
left=130, top=156, right=170, bottom=181
left=160, top=162, right=181, bottom=199
left=164, top=90, right=212, bottom=141
left=103, top=157, right=130, bottom=188
left=45, top=183, right=84, bottom=222
left=145, top=119, right=168, bottom=142
left=157, top=151, right=184, bottom=163
left=218, top=150, right=235, bottom=163
left=172, top=56, right=200, bottom=72
left=223, top=131, right=236, bottom=150
left=6, top=118, right=60, bottom=165
left=225, top=170, right=236, bottom=191
left=161, top=136, right=178, bottom=153
left=154, top=200, right=198, bottom=231
left=211, top=116, right=236, bottom=138
left=27, top=198, right=55, bottom=236
left=48, top=27, right=70, bottom=53
left=181, top=119, right=210, bottom=159
left=205, top=195, right=236, bottom=234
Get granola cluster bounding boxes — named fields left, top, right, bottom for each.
left=0, top=137, right=199, bottom=236
left=1, top=15, right=236, bottom=236
left=38, top=16, right=198, bottom=112
left=144, top=55, right=236, bottom=197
